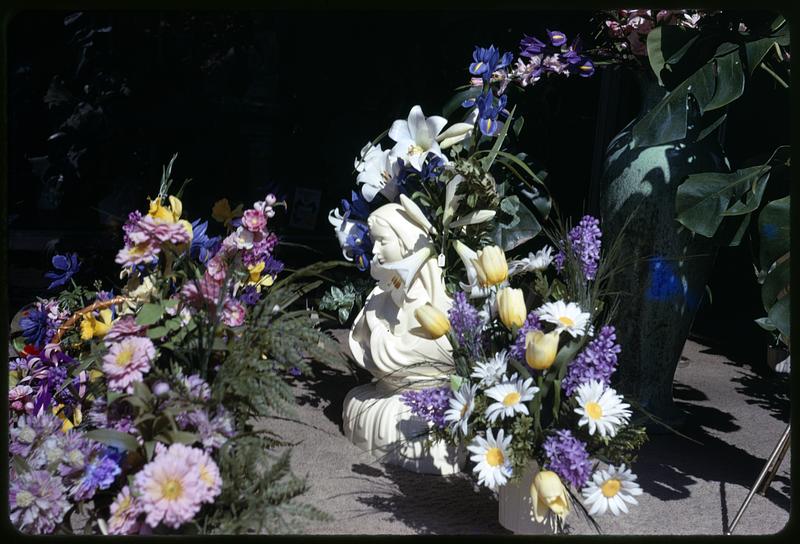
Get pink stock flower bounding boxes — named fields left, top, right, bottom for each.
left=116, top=242, right=160, bottom=267
left=102, top=336, right=156, bottom=393
left=9, top=385, right=34, bottom=413
left=134, top=443, right=220, bottom=529
left=104, top=316, right=146, bottom=345
left=242, top=209, right=267, bottom=232
left=221, top=299, right=246, bottom=327
left=134, top=215, right=192, bottom=246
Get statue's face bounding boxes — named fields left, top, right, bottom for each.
left=370, top=220, right=404, bottom=264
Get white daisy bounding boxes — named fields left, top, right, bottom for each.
left=444, top=382, right=478, bottom=436
left=471, top=350, right=508, bottom=388
left=467, top=428, right=513, bottom=491
left=507, top=246, right=555, bottom=276
left=573, top=380, right=632, bottom=438
left=484, top=375, right=539, bottom=423
left=537, top=300, right=591, bottom=337
left=581, top=464, right=643, bottom=516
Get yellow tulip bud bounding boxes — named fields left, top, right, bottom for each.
left=414, top=303, right=451, bottom=339
left=474, top=245, right=508, bottom=286
left=531, top=470, right=570, bottom=522
left=496, top=287, right=526, bottom=329
left=525, top=330, right=560, bottom=370
left=168, top=195, right=183, bottom=222
left=148, top=197, right=175, bottom=223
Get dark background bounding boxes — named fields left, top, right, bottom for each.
left=5, top=10, right=791, bottom=369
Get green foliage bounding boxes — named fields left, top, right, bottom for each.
left=57, top=282, right=95, bottom=314
left=508, top=415, right=537, bottom=482
left=755, top=196, right=790, bottom=340
left=592, top=425, right=649, bottom=467
left=318, top=278, right=371, bottom=324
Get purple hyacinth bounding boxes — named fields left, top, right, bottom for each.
left=400, top=386, right=452, bottom=429
left=9, top=469, right=71, bottom=534
left=542, top=429, right=593, bottom=489
left=555, top=215, right=602, bottom=281
left=510, top=311, right=542, bottom=361
left=448, top=291, right=482, bottom=357
left=562, top=325, right=621, bottom=396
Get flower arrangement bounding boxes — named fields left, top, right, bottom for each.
left=8, top=156, right=345, bottom=534
left=329, top=35, right=646, bottom=531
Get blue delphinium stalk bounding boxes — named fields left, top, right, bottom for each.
left=400, top=386, right=452, bottom=429
left=448, top=291, right=483, bottom=357
left=510, top=311, right=542, bottom=361
left=555, top=215, right=602, bottom=281
left=542, top=429, right=593, bottom=489
left=45, top=253, right=80, bottom=290
left=562, top=325, right=621, bottom=396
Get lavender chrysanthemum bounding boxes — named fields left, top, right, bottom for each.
left=400, top=386, right=453, bottom=429
left=555, top=215, right=602, bottom=281
left=510, top=311, right=542, bottom=361
left=9, top=469, right=71, bottom=534
left=448, top=291, right=482, bottom=356
left=562, top=325, right=621, bottom=396
left=542, top=429, right=593, bottom=489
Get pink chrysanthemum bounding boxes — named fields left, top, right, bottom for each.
left=107, top=485, right=142, bottom=535
left=104, top=316, right=146, bottom=345
left=221, top=298, right=246, bottom=327
left=132, top=215, right=192, bottom=246
left=185, top=446, right=223, bottom=503
left=242, top=208, right=267, bottom=232
left=134, top=443, right=219, bottom=529
left=102, top=336, right=156, bottom=393
left=116, top=242, right=160, bottom=267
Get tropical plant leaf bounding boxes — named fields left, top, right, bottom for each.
left=758, top=196, right=790, bottom=269
left=767, top=295, right=790, bottom=341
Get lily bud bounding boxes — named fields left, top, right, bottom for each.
left=525, top=330, right=560, bottom=370
left=474, top=245, right=508, bottom=286
left=531, top=470, right=570, bottom=522
left=496, top=287, right=526, bottom=329
left=414, top=303, right=451, bottom=339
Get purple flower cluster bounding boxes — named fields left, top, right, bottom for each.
left=19, top=299, right=68, bottom=349
left=514, top=30, right=595, bottom=87
left=562, top=325, right=621, bottom=396
left=555, top=215, right=602, bottom=281
left=400, top=386, right=453, bottom=429
left=10, top=469, right=71, bottom=534
left=542, top=429, right=593, bottom=489
left=9, top=344, right=78, bottom=418
left=448, top=291, right=483, bottom=357
left=510, top=311, right=542, bottom=361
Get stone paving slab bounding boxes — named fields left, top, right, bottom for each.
left=269, top=335, right=790, bottom=535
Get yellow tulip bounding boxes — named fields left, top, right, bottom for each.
left=414, top=303, right=451, bottom=339
left=168, top=195, right=183, bottom=221
left=496, top=287, right=526, bottom=329
left=530, top=470, right=570, bottom=522
left=525, top=330, right=560, bottom=370
left=473, top=245, right=508, bottom=286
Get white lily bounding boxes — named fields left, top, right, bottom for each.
left=442, top=174, right=465, bottom=228
left=448, top=209, right=496, bottom=229
left=371, top=246, right=433, bottom=306
left=355, top=143, right=401, bottom=202
left=389, top=105, right=448, bottom=171
left=399, top=194, right=436, bottom=235
left=328, top=208, right=369, bottom=261
left=453, top=240, right=492, bottom=299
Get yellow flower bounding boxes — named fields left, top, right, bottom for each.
left=530, top=470, right=570, bottom=522
left=147, top=194, right=183, bottom=223
left=211, top=198, right=244, bottom=228
left=525, top=330, right=560, bottom=370
left=53, top=404, right=82, bottom=433
left=496, top=287, right=526, bottom=329
left=79, top=309, right=114, bottom=341
left=414, top=303, right=451, bottom=339
left=248, top=261, right=266, bottom=283
left=473, top=245, right=508, bottom=287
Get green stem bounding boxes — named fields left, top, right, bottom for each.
left=760, top=62, right=790, bottom=89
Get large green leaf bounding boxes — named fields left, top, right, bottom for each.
left=136, top=303, right=164, bottom=326
left=85, top=429, right=141, bottom=452
left=704, top=52, right=745, bottom=111
left=675, top=165, right=771, bottom=239
left=761, top=258, right=790, bottom=310
left=767, top=295, right=790, bottom=340
left=758, top=196, right=790, bottom=269
left=647, top=25, right=700, bottom=85
left=491, top=196, right=542, bottom=251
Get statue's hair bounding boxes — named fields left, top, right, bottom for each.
left=367, top=203, right=430, bottom=254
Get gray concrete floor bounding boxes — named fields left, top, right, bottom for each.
left=270, top=336, right=790, bottom=535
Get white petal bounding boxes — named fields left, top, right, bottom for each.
left=388, top=119, right=410, bottom=143
left=426, top=115, right=448, bottom=138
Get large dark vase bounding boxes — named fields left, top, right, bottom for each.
left=599, top=72, right=729, bottom=428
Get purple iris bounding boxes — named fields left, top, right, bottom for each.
left=344, top=222, right=372, bottom=272
left=476, top=91, right=508, bottom=137
left=341, top=190, right=370, bottom=222
left=562, top=37, right=595, bottom=77
left=469, top=45, right=514, bottom=82
left=420, top=154, right=446, bottom=182
left=547, top=29, right=568, bottom=47
left=44, top=253, right=80, bottom=290
left=239, top=285, right=261, bottom=306
left=520, top=34, right=547, bottom=57
left=190, top=219, right=222, bottom=264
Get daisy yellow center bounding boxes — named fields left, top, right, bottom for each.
left=558, top=316, right=575, bottom=327
left=601, top=478, right=621, bottom=498
left=502, top=392, right=521, bottom=407
left=116, top=347, right=135, bottom=368
left=486, top=447, right=505, bottom=467
left=585, top=401, right=603, bottom=420
left=161, top=478, right=183, bottom=500
left=408, top=144, right=424, bottom=156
